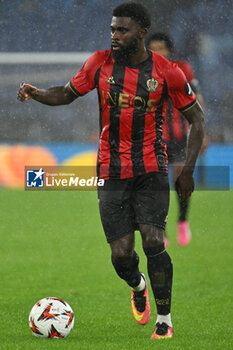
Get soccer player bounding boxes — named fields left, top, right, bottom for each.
left=17, top=2, right=205, bottom=340
left=147, top=32, right=207, bottom=246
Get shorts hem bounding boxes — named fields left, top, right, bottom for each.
left=136, top=222, right=166, bottom=230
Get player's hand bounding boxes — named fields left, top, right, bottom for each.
left=17, top=82, right=37, bottom=102
left=175, top=170, right=194, bottom=199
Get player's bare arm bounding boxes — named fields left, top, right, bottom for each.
left=175, top=101, right=205, bottom=199
left=195, top=92, right=208, bottom=153
left=17, top=82, right=77, bottom=106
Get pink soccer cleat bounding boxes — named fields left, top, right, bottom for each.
left=164, top=237, right=170, bottom=248
left=177, top=221, right=191, bottom=246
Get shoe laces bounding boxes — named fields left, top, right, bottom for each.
left=155, top=322, right=169, bottom=336
left=133, top=289, right=146, bottom=312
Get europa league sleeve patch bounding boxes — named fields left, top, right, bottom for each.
left=184, top=80, right=194, bottom=96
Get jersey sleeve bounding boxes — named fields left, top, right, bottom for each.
left=176, top=60, right=199, bottom=93
left=166, top=62, right=197, bottom=112
left=68, top=51, right=106, bottom=96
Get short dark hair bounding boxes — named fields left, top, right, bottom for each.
left=146, top=32, right=174, bottom=52
left=113, top=2, right=151, bottom=29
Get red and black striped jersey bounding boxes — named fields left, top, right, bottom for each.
left=68, top=50, right=196, bottom=179
left=163, top=60, right=199, bottom=144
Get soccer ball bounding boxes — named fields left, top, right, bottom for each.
left=29, top=297, right=75, bottom=338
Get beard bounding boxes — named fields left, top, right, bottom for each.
left=111, top=37, right=139, bottom=64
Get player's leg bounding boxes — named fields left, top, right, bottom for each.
left=173, top=162, right=191, bottom=246
left=110, top=233, right=150, bottom=325
left=98, top=178, right=150, bottom=325
left=140, top=225, right=173, bottom=339
left=134, top=172, right=173, bottom=338
left=110, top=233, right=141, bottom=289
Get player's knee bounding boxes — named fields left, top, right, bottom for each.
left=111, top=251, right=139, bottom=283
left=110, top=246, right=133, bottom=260
left=139, top=224, right=164, bottom=249
left=110, top=234, right=134, bottom=259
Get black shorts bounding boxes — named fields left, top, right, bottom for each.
left=166, top=139, right=187, bottom=163
left=98, top=172, right=170, bottom=243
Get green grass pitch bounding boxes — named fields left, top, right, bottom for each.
left=0, top=189, right=232, bottom=350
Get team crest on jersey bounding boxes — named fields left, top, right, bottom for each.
left=146, top=78, right=159, bottom=92
left=107, top=76, right=115, bottom=84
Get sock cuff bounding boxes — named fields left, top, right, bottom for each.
left=132, top=274, right=146, bottom=292
left=156, top=313, right=172, bottom=328
left=143, top=244, right=165, bottom=257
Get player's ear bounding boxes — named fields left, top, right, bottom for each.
left=138, top=28, right=147, bottom=39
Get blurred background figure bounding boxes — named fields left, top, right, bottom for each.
left=147, top=32, right=207, bottom=247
